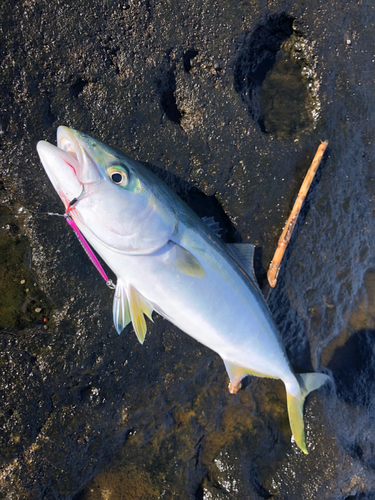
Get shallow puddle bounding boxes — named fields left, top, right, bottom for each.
left=234, top=14, right=319, bottom=141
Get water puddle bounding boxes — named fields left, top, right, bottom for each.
left=234, top=14, right=320, bottom=141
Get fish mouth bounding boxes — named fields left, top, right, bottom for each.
left=57, top=126, right=101, bottom=185
left=37, top=126, right=101, bottom=209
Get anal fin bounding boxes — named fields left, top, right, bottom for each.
left=223, top=359, right=252, bottom=394
left=224, top=359, right=276, bottom=394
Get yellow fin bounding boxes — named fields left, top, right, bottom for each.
left=287, top=392, right=307, bottom=454
left=286, top=372, right=331, bottom=454
left=224, top=359, right=275, bottom=389
left=128, top=285, right=154, bottom=344
left=172, top=244, right=206, bottom=278
left=224, top=359, right=250, bottom=388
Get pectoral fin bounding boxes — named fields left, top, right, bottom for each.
left=128, top=285, right=154, bottom=344
left=113, top=279, right=131, bottom=334
left=172, top=243, right=206, bottom=278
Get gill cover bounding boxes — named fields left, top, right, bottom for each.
left=58, top=127, right=178, bottom=254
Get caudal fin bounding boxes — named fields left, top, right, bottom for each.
left=286, top=372, right=331, bottom=454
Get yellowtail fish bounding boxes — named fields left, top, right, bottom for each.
left=37, top=127, right=330, bottom=453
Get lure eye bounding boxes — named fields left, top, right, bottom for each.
left=107, top=166, right=128, bottom=187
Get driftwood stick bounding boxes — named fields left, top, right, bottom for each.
left=267, top=140, right=328, bottom=288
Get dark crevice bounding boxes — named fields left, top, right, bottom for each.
left=72, top=490, right=85, bottom=500
left=195, top=485, right=204, bottom=500
left=193, top=434, right=205, bottom=469
left=156, top=68, right=182, bottom=125
left=105, top=45, right=120, bottom=73
left=41, top=94, right=57, bottom=127
left=347, top=442, right=364, bottom=460
left=250, top=463, right=273, bottom=499
left=345, top=493, right=375, bottom=500
left=328, top=329, right=375, bottom=407
left=69, top=77, right=88, bottom=98
left=183, top=48, right=198, bottom=73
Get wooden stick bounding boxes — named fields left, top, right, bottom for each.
left=267, top=140, right=328, bottom=288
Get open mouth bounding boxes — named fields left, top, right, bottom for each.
left=57, top=126, right=101, bottom=185
left=57, top=127, right=81, bottom=164
left=37, top=127, right=102, bottom=209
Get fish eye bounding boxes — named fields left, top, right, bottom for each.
left=111, top=172, right=123, bottom=183
left=107, top=165, right=129, bottom=187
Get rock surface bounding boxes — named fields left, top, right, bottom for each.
left=1, top=0, right=375, bottom=498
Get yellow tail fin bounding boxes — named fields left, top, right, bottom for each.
left=286, top=372, right=331, bottom=454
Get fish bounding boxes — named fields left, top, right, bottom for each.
left=37, top=126, right=330, bottom=454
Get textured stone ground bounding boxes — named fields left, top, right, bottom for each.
left=1, top=0, right=375, bottom=498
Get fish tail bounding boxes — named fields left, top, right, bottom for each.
left=286, top=372, right=331, bottom=454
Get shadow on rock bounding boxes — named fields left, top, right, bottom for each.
left=345, top=492, right=375, bottom=500
left=143, top=161, right=241, bottom=243
left=268, top=284, right=314, bottom=374
left=328, top=329, right=375, bottom=407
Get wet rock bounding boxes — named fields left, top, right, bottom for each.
left=234, top=15, right=320, bottom=141
left=1, top=0, right=375, bottom=498
left=0, top=231, right=52, bottom=329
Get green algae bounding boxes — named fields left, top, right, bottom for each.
left=80, top=465, right=160, bottom=500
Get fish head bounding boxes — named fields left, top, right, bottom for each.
left=37, top=126, right=177, bottom=254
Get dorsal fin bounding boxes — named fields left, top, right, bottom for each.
left=227, top=244, right=268, bottom=300
left=202, top=216, right=222, bottom=237
left=113, top=278, right=131, bottom=334
left=227, top=243, right=255, bottom=279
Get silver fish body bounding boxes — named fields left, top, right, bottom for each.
left=37, top=126, right=330, bottom=453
